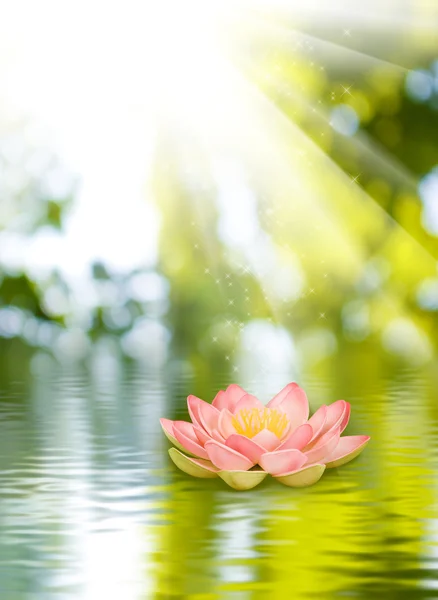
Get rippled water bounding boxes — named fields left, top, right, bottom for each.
left=1, top=350, right=438, bottom=599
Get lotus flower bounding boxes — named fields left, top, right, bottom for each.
left=160, top=383, right=370, bottom=490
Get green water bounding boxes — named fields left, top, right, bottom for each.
left=0, top=344, right=437, bottom=599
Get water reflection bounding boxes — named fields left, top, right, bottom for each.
left=0, top=345, right=437, bottom=598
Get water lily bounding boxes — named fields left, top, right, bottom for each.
left=160, top=383, right=370, bottom=490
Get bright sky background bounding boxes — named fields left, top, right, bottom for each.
left=0, top=1, right=230, bottom=278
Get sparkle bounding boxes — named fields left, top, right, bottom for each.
left=215, top=278, right=220, bottom=284
left=228, top=299, right=235, bottom=306
left=341, top=84, right=353, bottom=97
left=204, top=268, right=210, bottom=274
left=225, top=273, right=231, bottom=279
left=319, top=312, right=326, bottom=319
left=212, top=336, right=218, bottom=342
left=343, top=28, right=351, bottom=37
left=350, top=173, right=361, bottom=184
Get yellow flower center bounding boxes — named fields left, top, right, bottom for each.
left=231, top=407, right=288, bottom=439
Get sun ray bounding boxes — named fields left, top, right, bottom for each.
left=169, top=57, right=438, bottom=338
left=233, top=64, right=437, bottom=266
left=235, top=15, right=411, bottom=73
left=232, top=59, right=437, bottom=261
left=240, top=0, right=438, bottom=34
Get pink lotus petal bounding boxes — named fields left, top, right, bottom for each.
left=222, top=384, right=248, bottom=412
left=172, top=420, right=200, bottom=443
left=212, top=385, right=249, bottom=411
left=210, top=428, right=225, bottom=443
left=320, top=400, right=348, bottom=436
left=259, top=449, right=307, bottom=476
left=268, top=383, right=309, bottom=431
left=275, top=463, right=326, bottom=487
left=187, top=395, right=202, bottom=428
left=198, top=401, right=220, bottom=436
left=233, top=393, right=265, bottom=414
left=304, top=427, right=340, bottom=464
left=218, top=409, right=237, bottom=439
left=280, top=420, right=292, bottom=441
left=307, top=405, right=328, bottom=442
left=160, top=417, right=176, bottom=439
left=205, top=440, right=254, bottom=471
left=324, top=435, right=370, bottom=468
left=160, top=418, right=198, bottom=456
left=169, top=448, right=219, bottom=478
left=339, top=401, right=351, bottom=433
left=194, top=426, right=212, bottom=446
left=252, top=428, right=282, bottom=452
left=173, top=421, right=209, bottom=459
left=226, top=434, right=266, bottom=464
left=277, top=423, right=313, bottom=451
left=267, top=382, right=297, bottom=408
left=211, top=390, right=228, bottom=411
left=187, top=395, right=220, bottom=436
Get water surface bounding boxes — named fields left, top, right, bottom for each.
left=0, top=349, right=437, bottom=599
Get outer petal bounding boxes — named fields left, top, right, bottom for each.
left=268, top=383, right=309, bottom=431
left=275, top=464, right=326, bottom=487
left=318, top=400, right=349, bottom=438
left=325, top=435, right=370, bottom=468
left=194, top=426, right=212, bottom=446
left=339, top=402, right=351, bottom=433
left=211, top=390, right=228, bottom=411
left=160, top=417, right=179, bottom=445
left=218, top=409, right=237, bottom=439
left=277, top=424, right=313, bottom=451
left=173, top=421, right=209, bottom=459
left=259, top=449, right=307, bottom=476
left=160, top=418, right=197, bottom=457
left=218, top=384, right=248, bottom=412
left=304, top=427, right=340, bottom=464
left=226, top=434, right=266, bottom=464
left=169, top=448, right=218, bottom=478
left=307, top=405, right=328, bottom=442
left=205, top=440, right=254, bottom=471
left=172, top=420, right=202, bottom=442
left=187, top=395, right=220, bottom=436
left=252, top=429, right=282, bottom=452
left=233, top=393, right=265, bottom=413
left=211, top=428, right=225, bottom=443
left=218, top=469, right=268, bottom=490
left=187, top=395, right=202, bottom=428
left=267, top=382, right=298, bottom=408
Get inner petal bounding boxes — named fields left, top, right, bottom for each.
left=231, top=407, right=289, bottom=439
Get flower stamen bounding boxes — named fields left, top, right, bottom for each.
left=231, top=408, right=288, bottom=439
